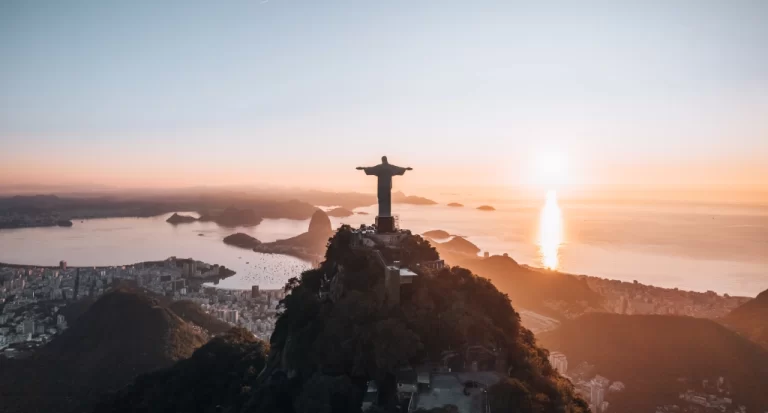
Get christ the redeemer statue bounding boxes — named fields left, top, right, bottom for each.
left=356, top=156, right=412, bottom=218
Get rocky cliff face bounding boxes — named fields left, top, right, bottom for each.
left=308, top=209, right=332, bottom=234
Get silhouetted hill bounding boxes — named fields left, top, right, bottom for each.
left=244, top=226, right=588, bottom=413
left=57, top=295, right=96, bottom=324
left=223, top=232, right=262, bottom=249
left=721, top=288, right=768, bottom=350
left=53, top=284, right=228, bottom=336
left=205, top=207, right=262, bottom=227
left=447, top=202, right=463, bottom=207
left=392, top=191, right=438, bottom=205
left=437, top=236, right=481, bottom=255
left=0, top=289, right=208, bottom=413
left=538, top=313, right=768, bottom=411
left=168, top=300, right=232, bottom=335
left=308, top=209, right=332, bottom=233
left=95, top=328, right=268, bottom=413
left=422, top=229, right=450, bottom=238
left=439, top=254, right=601, bottom=318
left=476, top=205, right=495, bottom=211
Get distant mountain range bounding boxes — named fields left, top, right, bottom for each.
left=538, top=313, right=768, bottom=411
left=0, top=288, right=219, bottom=413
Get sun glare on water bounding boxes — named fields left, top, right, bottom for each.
left=538, top=190, right=563, bottom=270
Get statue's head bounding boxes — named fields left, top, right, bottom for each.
left=381, top=156, right=388, bottom=164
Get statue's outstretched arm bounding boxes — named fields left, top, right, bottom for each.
left=390, top=165, right=412, bottom=175
left=357, top=166, right=377, bottom=175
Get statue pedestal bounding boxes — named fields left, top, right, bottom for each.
left=376, top=216, right=396, bottom=233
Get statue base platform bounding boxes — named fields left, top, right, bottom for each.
left=376, top=216, right=396, bottom=233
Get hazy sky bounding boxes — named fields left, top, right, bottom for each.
left=1, top=0, right=767, bottom=192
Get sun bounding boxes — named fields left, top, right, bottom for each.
left=531, top=151, right=568, bottom=189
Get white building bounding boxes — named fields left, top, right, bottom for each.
left=548, top=351, right=568, bottom=374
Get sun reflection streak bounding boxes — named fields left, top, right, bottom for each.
left=538, top=190, right=563, bottom=270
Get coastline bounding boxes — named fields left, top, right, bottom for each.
left=0, top=258, right=237, bottom=286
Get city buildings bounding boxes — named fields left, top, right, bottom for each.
left=0, top=258, right=287, bottom=354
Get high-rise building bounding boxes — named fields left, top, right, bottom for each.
left=23, top=319, right=35, bottom=335
left=59, top=260, right=67, bottom=270
left=251, top=285, right=260, bottom=299
left=73, top=268, right=80, bottom=301
left=590, top=383, right=605, bottom=410
left=548, top=351, right=568, bottom=374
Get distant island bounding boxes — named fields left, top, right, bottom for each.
left=56, top=219, right=73, bottom=227
left=447, top=202, right=463, bottom=207
left=325, top=207, right=354, bottom=217
left=165, top=213, right=197, bottom=224
left=355, top=211, right=369, bottom=215
left=422, top=229, right=450, bottom=238
left=222, top=233, right=261, bottom=249
left=476, top=205, right=496, bottom=211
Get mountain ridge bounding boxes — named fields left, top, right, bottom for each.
left=0, top=288, right=210, bottom=413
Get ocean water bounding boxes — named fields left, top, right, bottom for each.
left=0, top=198, right=766, bottom=296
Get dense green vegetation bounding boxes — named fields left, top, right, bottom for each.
left=539, top=313, right=768, bottom=411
